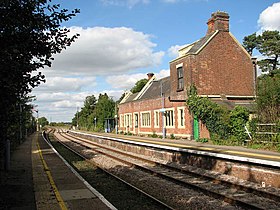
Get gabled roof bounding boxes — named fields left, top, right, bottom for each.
left=171, top=30, right=219, bottom=63
left=141, top=76, right=170, bottom=100
left=120, top=76, right=170, bottom=104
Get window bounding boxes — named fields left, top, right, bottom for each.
left=154, top=111, right=159, bottom=128
left=177, top=107, right=185, bottom=128
left=134, top=113, right=139, bottom=128
left=141, top=112, right=151, bottom=127
left=177, top=66, right=184, bottom=90
left=124, top=114, right=132, bottom=127
left=165, top=110, right=174, bottom=127
left=120, top=114, right=123, bottom=127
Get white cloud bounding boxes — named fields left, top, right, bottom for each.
left=48, top=26, right=164, bottom=76
left=30, top=26, right=165, bottom=122
left=106, top=73, right=148, bottom=89
left=34, top=76, right=97, bottom=92
left=156, top=69, right=170, bottom=79
left=168, top=44, right=186, bottom=58
left=258, top=2, right=280, bottom=32
left=106, top=69, right=170, bottom=90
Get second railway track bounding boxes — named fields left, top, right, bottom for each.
left=48, top=128, right=280, bottom=209
left=46, top=128, right=173, bottom=210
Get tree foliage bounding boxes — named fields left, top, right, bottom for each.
left=0, top=0, right=79, bottom=169
left=187, top=85, right=249, bottom=142
left=243, top=30, right=280, bottom=75
left=72, top=94, right=116, bottom=131
left=38, top=117, right=49, bottom=127
left=256, top=74, right=280, bottom=123
left=243, top=30, right=280, bottom=123
left=130, top=78, right=148, bottom=94
left=242, top=32, right=258, bottom=56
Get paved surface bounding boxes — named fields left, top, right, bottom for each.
left=70, top=130, right=280, bottom=167
left=0, top=132, right=113, bottom=210
left=0, top=134, right=36, bottom=210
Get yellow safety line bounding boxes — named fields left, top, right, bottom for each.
left=36, top=134, right=68, bottom=210
left=119, top=136, right=280, bottom=161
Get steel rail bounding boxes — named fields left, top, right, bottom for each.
left=51, top=131, right=174, bottom=210
left=63, top=131, right=280, bottom=210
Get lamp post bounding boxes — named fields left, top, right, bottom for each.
left=76, top=107, right=79, bottom=130
left=94, top=117, right=97, bottom=130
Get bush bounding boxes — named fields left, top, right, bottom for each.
left=170, top=134, right=175, bottom=139
left=150, top=131, right=158, bottom=138
left=187, top=84, right=249, bottom=143
left=196, top=138, right=208, bottom=143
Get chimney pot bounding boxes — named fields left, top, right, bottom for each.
left=147, top=73, right=154, bottom=80
left=207, top=11, right=229, bottom=35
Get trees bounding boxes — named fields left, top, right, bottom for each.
left=0, top=0, right=79, bottom=169
left=72, top=94, right=116, bottom=131
left=130, top=78, right=148, bottom=94
left=243, top=30, right=280, bottom=75
left=243, top=30, right=280, bottom=123
left=256, top=74, right=280, bottom=123
left=38, top=117, right=49, bottom=128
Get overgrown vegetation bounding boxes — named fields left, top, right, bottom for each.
left=243, top=30, right=280, bottom=150
left=187, top=85, right=250, bottom=145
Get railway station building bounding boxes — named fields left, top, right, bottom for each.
left=117, top=11, right=256, bottom=140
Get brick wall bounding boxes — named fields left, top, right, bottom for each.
left=170, top=31, right=254, bottom=97
left=192, top=32, right=254, bottom=96
left=118, top=97, right=193, bottom=138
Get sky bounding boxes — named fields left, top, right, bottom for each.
left=31, top=0, right=280, bottom=122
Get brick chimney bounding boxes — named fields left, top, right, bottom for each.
left=207, top=11, right=229, bottom=35
left=147, top=73, right=154, bottom=80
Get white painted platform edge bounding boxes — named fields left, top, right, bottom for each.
left=70, top=131, right=280, bottom=168
left=42, top=132, right=117, bottom=210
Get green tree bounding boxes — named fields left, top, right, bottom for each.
left=94, top=94, right=115, bottom=129
left=72, top=95, right=97, bottom=130
left=257, top=31, right=280, bottom=75
left=243, top=30, right=280, bottom=75
left=243, top=31, right=280, bottom=123
left=72, top=94, right=116, bottom=131
left=242, top=32, right=258, bottom=56
left=256, top=74, right=280, bottom=123
left=38, top=117, right=49, bottom=128
left=0, top=0, right=79, bottom=169
left=130, top=78, right=148, bottom=93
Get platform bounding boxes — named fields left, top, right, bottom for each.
left=70, top=130, right=280, bottom=168
left=0, top=132, right=115, bottom=210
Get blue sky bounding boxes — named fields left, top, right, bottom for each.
left=32, top=0, right=280, bottom=122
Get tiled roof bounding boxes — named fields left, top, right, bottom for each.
left=123, top=92, right=139, bottom=103
left=140, top=76, right=170, bottom=100
left=188, top=31, right=216, bottom=54
left=210, top=98, right=255, bottom=112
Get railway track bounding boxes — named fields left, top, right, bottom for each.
left=61, top=129, right=280, bottom=210
left=45, top=128, right=173, bottom=210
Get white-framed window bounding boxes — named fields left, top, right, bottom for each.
left=141, top=111, right=151, bottom=127
left=120, top=114, right=123, bottom=127
left=165, top=108, right=175, bottom=128
left=177, top=107, right=185, bottom=128
left=177, top=66, right=184, bottom=90
left=154, top=110, right=160, bottom=128
left=124, top=113, right=132, bottom=127
left=134, top=112, right=139, bottom=128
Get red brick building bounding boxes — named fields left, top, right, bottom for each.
left=118, top=11, right=256, bottom=139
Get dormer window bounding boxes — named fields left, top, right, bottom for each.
left=177, top=66, right=184, bottom=91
